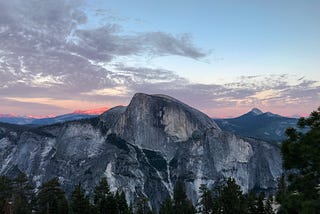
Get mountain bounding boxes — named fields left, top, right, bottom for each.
left=0, top=113, right=97, bottom=126
left=0, top=94, right=282, bottom=211
left=214, top=108, right=298, bottom=142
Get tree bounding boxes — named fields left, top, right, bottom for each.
left=212, top=178, right=246, bottom=214
left=136, top=196, right=152, bottom=214
left=264, top=195, right=274, bottom=214
left=35, top=178, right=69, bottom=214
left=279, top=107, right=320, bottom=213
left=70, top=183, right=91, bottom=214
left=275, top=174, right=286, bottom=204
left=94, top=177, right=111, bottom=214
left=116, top=191, right=129, bottom=214
left=0, top=176, right=12, bottom=214
left=172, top=181, right=195, bottom=214
left=159, top=197, right=174, bottom=214
left=245, top=192, right=258, bottom=214
left=198, top=184, right=213, bottom=214
left=93, top=177, right=121, bottom=214
left=256, top=192, right=265, bottom=214
left=11, top=171, right=34, bottom=214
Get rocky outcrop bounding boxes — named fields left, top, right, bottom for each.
left=0, top=93, right=282, bottom=211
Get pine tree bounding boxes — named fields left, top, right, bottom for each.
left=0, top=176, right=12, bottom=214
left=70, top=183, right=91, bottom=214
left=159, top=197, right=174, bottom=214
left=173, top=181, right=195, bottom=214
left=215, top=178, right=246, bottom=214
left=264, top=195, right=274, bottom=214
left=279, top=107, right=320, bottom=213
left=136, top=196, right=152, bottom=214
left=35, top=178, right=69, bottom=214
left=93, top=177, right=120, bottom=214
left=245, top=192, right=258, bottom=214
left=275, top=174, right=286, bottom=203
left=198, top=184, right=213, bottom=214
left=94, top=177, right=111, bottom=214
left=256, top=192, right=265, bottom=214
left=117, top=191, right=129, bottom=214
left=11, top=171, right=34, bottom=214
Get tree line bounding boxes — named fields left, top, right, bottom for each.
left=0, top=173, right=275, bottom=214
left=1, top=107, right=319, bottom=214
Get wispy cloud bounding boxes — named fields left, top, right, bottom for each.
left=0, top=0, right=319, bottom=117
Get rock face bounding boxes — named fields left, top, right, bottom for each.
left=0, top=93, right=282, bottom=211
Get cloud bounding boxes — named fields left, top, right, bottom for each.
left=71, top=26, right=207, bottom=61
left=0, top=0, right=319, bottom=117
left=0, top=97, right=69, bottom=116
left=0, top=0, right=208, bottom=112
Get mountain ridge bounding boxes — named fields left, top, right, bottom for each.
left=215, top=108, right=298, bottom=142
left=0, top=93, right=282, bottom=211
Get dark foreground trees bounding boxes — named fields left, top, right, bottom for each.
left=2, top=173, right=278, bottom=214
left=0, top=176, right=132, bottom=214
left=0, top=171, right=34, bottom=214
left=35, top=178, right=69, bottom=214
left=159, top=181, right=195, bottom=214
left=277, top=107, right=320, bottom=213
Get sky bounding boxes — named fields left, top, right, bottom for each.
left=0, top=0, right=319, bottom=118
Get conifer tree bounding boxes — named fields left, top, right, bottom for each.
left=11, top=171, right=34, bottom=214
left=94, top=177, right=120, bottom=214
left=70, top=183, right=91, bottom=214
left=245, top=192, right=258, bottom=214
left=213, top=178, right=246, bottom=214
left=35, top=178, right=69, bottom=214
left=279, top=107, right=320, bottom=213
left=159, top=197, right=174, bottom=214
left=117, top=191, right=129, bottom=214
left=173, top=181, right=195, bottom=214
left=0, top=176, right=12, bottom=214
left=198, top=184, right=212, bottom=214
left=256, top=192, right=265, bottom=214
left=94, top=177, right=111, bottom=214
left=136, top=196, right=152, bottom=214
left=264, top=195, right=274, bottom=214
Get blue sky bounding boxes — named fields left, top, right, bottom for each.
left=0, top=0, right=319, bottom=117
left=93, top=0, right=320, bottom=82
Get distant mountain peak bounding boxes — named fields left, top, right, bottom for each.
left=250, top=108, right=263, bottom=115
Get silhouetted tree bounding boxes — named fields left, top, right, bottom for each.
left=264, top=195, right=274, bottom=214
left=278, top=107, right=320, bottom=213
left=173, top=181, right=195, bottom=214
left=11, top=172, right=34, bottom=214
left=212, top=178, right=246, bottom=214
left=0, top=176, right=12, bottom=214
left=116, top=191, right=129, bottom=214
left=198, top=184, right=213, bottom=214
left=256, top=192, right=265, bottom=214
left=136, top=196, right=152, bottom=214
left=35, top=178, right=69, bottom=214
left=159, top=197, right=174, bottom=214
left=70, top=183, right=91, bottom=214
left=245, top=192, right=258, bottom=214
left=94, top=177, right=115, bottom=214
